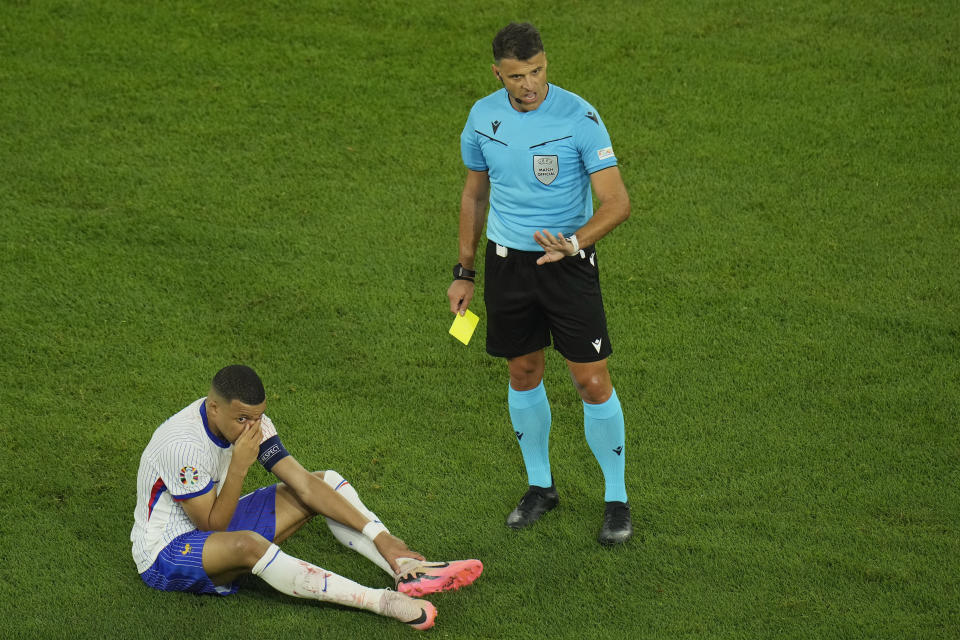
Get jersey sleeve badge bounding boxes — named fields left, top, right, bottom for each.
left=179, top=466, right=200, bottom=487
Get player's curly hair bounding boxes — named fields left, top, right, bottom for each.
left=492, top=22, right=543, bottom=62
left=212, top=364, right=265, bottom=405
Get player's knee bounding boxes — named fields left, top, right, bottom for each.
left=321, top=469, right=344, bottom=489
left=231, top=531, right=271, bottom=566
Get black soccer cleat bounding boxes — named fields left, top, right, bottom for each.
left=506, top=483, right=559, bottom=529
left=598, top=501, right=633, bottom=545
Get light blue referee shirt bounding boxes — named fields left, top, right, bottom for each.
left=460, top=84, right=618, bottom=251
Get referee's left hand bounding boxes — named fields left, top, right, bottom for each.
left=533, top=229, right=577, bottom=265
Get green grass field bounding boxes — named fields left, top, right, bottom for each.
left=2, top=1, right=958, bottom=638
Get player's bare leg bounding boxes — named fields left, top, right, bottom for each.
left=202, top=530, right=272, bottom=586
left=273, top=472, right=323, bottom=543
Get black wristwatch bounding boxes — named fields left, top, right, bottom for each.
left=453, top=263, right=476, bottom=282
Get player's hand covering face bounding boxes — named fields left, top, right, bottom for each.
left=210, top=397, right=266, bottom=444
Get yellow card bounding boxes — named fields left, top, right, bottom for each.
left=449, top=309, right=480, bottom=345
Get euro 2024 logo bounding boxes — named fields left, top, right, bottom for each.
left=179, top=466, right=199, bottom=486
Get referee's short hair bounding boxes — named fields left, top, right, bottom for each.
left=492, top=22, right=543, bottom=63
left=212, top=365, right=266, bottom=405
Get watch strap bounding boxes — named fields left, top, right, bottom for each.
left=453, top=263, right=476, bottom=281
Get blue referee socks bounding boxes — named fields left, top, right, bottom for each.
left=508, top=381, right=553, bottom=489
left=584, top=388, right=628, bottom=503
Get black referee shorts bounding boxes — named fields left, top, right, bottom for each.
left=483, top=239, right=613, bottom=363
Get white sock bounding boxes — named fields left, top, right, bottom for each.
left=252, top=543, right=386, bottom=613
left=322, top=470, right=400, bottom=577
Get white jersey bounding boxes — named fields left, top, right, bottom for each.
left=130, top=397, right=279, bottom=573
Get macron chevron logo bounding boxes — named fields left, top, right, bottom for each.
left=515, top=431, right=524, bottom=441
left=613, top=446, right=623, bottom=456
left=592, top=338, right=602, bottom=353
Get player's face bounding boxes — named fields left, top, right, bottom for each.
left=493, top=52, right=548, bottom=112
left=209, top=397, right=266, bottom=443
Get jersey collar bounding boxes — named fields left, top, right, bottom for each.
left=199, top=398, right=231, bottom=449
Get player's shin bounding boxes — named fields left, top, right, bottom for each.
left=252, top=544, right=434, bottom=627
left=321, top=470, right=395, bottom=575
left=252, top=543, right=380, bottom=610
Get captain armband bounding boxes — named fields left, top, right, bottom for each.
left=258, top=435, right=290, bottom=471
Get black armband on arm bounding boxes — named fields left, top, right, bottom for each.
left=258, top=435, right=290, bottom=471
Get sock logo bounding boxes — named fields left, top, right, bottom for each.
left=613, top=446, right=623, bottom=456
left=592, top=338, right=603, bottom=353
left=515, top=431, right=524, bottom=441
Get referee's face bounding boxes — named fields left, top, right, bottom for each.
left=493, top=51, right=548, bottom=112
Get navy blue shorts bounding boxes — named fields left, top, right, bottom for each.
left=139, top=485, right=278, bottom=596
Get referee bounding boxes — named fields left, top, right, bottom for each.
left=447, top=22, right=633, bottom=545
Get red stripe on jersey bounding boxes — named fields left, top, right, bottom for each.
left=147, top=478, right=167, bottom=520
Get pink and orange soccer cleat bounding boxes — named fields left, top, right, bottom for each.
left=395, top=559, right=484, bottom=597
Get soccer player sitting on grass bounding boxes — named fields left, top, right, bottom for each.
left=130, top=364, right=482, bottom=630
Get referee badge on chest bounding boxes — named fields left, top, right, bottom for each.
left=533, top=154, right=559, bottom=185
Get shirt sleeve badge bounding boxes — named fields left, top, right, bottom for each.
left=179, top=466, right=200, bottom=486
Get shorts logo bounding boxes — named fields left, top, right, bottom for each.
left=597, top=146, right=614, bottom=161
left=592, top=338, right=603, bottom=353
left=533, top=154, right=559, bottom=185
left=179, top=466, right=200, bottom=486
left=181, top=543, right=192, bottom=555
